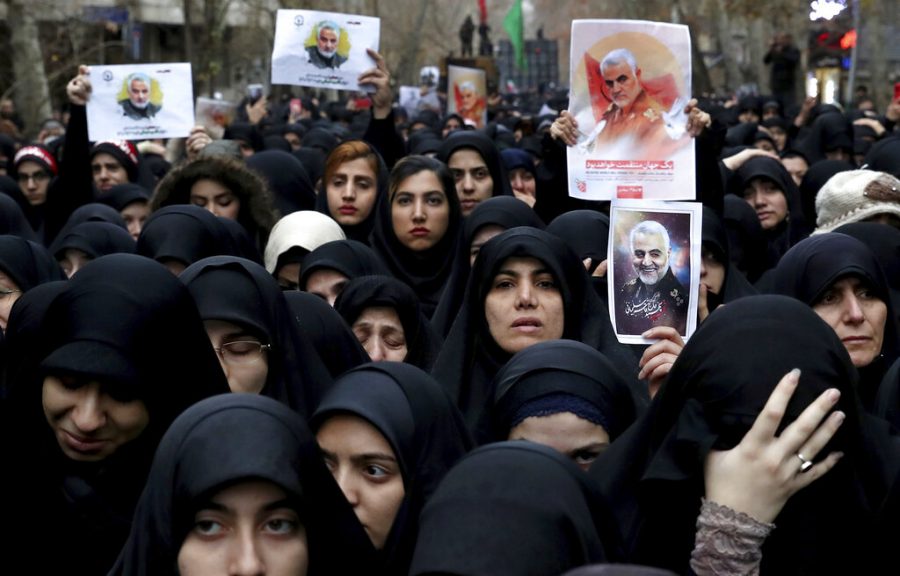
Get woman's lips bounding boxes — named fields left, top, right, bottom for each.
left=61, top=429, right=108, bottom=453
left=511, top=317, right=542, bottom=333
left=339, top=205, right=358, bottom=215
left=410, top=227, right=430, bottom=237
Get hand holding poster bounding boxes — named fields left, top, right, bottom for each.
left=567, top=20, right=694, bottom=201
left=447, top=65, right=487, bottom=129
left=608, top=199, right=702, bottom=344
left=271, top=10, right=380, bottom=92
left=87, top=63, right=194, bottom=141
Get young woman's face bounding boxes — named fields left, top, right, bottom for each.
left=42, top=375, right=150, bottom=462
left=390, top=170, right=450, bottom=252
left=813, top=276, right=887, bottom=368
left=509, top=411, right=610, bottom=472
left=58, top=248, right=92, bottom=279
left=190, top=179, right=241, bottom=220
left=469, top=224, right=505, bottom=267
left=16, top=160, right=51, bottom=206
left=326, top=157, right=378, bottom=226
left=352, top=306, right=408, bottom=362
left=178, top=480, right=308, bottom=576
left=742, top=176, right=788, bottom=231
left=316, top=414, right=405, bottom=550
left=204, top=319, right=269, bottom=394
left=121, top=201, right=150, bottom=241
left=448, top=149, right=493, bottom=216
left=484, top=256, right=565, bottom=354
left=304, top=268, right=349, bottom=307
left=0, top=270, right=22, bottom=332
left=700, top=246, right=726, bottom=295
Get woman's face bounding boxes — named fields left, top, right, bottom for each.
left=42, top=375, right=150, bottom=462
left=204, top=319, right=269, bottom=394
left=121, top=201, right=150, bottom=241
left=304, top=268, right=349, bottom=307
left=326, top=157, right=378, bottom=226
left=812, top=276, right=887, bottom=368
left=178, top=480, right=308, bottom=576
left=700, top=247, right=726, bottom=295
left=190, top=178, right=241, bottom=220
left=352, top=306, right=408, bottom=362
left=742, top=176, right=788, bottom=231
left=509, top=411, right=610, bottom=472
left=469, top=224, right=505, bottom=267
left=390, top=170, right=450, bottom=252
left=0, top=270, right=22, bottom=331
left=484, top=256, right=565, bottom=354
left=58, top=248, right=92, bottom=279
left=317, top=414, right=405, bottom=550
left=509, top=168, right=536, bottom=206
left=448, top=149, right=493, bottom=217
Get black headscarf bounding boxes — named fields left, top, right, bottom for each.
left=771, top=233, right=900, bottom=410
left=797, top=107, right=854, bottom=165
left=798, top=159, right=855, bottom=226
left=283, top=290, right=370, bottom=378
left=0, top=234, right=64, bottom=290
left=432, top=227, right=636, bottom=428
left=49, top=203, right=129, bottom=254
left=476, top=339, right=637, bottom=445
left=136, top=205, right=241, bottom=268
left=0, top=253, right=228, bottom=573
left=369, top=163, right=462, bottom=318
left=334, top=275, right=443, bottom=371
left=246, top=149, right=317, bottom=214
left=432, top=196, right=545, bottom=337
left=409, top=441, right=622, bottom=576
left=864, top=135, right=900, bottom=178
left=701, top=206, right=757, bottom=309
left=50, top=221, right=136, bottom=263
left=722, top=194, right=769, bottom=283
left=95, top=183, right=151, bottom=212
left=216, top=215, right=265, bottom=264
left=311, top=362, right=473, bottom=575
left=591, top=295, right=900, bottom=574
left=180, top=256, right=333, bottom=417
left=436, top=131, right=515, bottom=198
left=314, top=141, right=390, bottom=243
left=223, top=121, right=264, bottom=152
left=110, top=394, right=374, bottom=576
left=293, top=147, right=327, bottom=187
left=0, top=192, right=38, bottom=241
left=298, top=239, right=390, bottom=293
left=303, top=127, right=340, bottom=156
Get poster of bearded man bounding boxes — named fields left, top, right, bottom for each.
left=608, top=199, right=701, bottom=344
left=566, top=20, right=694, bottom=201
left=271, top=10, right=380, bottom=92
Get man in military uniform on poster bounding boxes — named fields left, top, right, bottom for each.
left=618, top=220, right=687, bottom=334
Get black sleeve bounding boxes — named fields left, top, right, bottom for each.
left=43, top=104, right=95, bottom=245
left=696, top=118, right=727, bottom=217
left=363, top=109, right=405, bottom=170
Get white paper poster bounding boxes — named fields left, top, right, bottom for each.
left=567, top=20, right=694, bottom=201
left=87, top=63, right=194, bottom=141
left=447, top=65, right=487, bottom=129
left=195, top=97, right=236, bottom=140
left=608, top=199, right=702, bottom=344
left=271, top=10, right=380, bottom=92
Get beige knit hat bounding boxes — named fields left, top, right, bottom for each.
left=813, top=169, right=900, bottom=234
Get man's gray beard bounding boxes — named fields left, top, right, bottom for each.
left=130, top=99, right=149, bottom=109
left=317, top=47, right=337, bottom=59
left=638, top=262, right=669, bottom=286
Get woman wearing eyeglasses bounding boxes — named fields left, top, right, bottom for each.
left=180, top=255, right=334, bottom=418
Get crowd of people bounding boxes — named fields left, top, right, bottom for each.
left=1, top=39, right=900, bottom=575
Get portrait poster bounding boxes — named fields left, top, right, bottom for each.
left=567, top=20, right=694, bottom=201
left=608, top=199, right=702, bottom=344
left=447, top=65, right=487, bottom=129
left=87, top=63, right=194, bottom=141
left=271, top=10, right=380, bottom=92
left=399, top=86, right=420, bottom=118
left=195, top=97, right=235, bottom=140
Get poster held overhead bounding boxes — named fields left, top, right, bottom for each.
left=567, top=20, right=694, bottom=201
left=447, top=65, right=487, bottom=129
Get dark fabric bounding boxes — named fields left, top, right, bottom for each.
left=701, top=206, right=758, bottom=308
left=0, top=192, right=39, bottom=241
left=798, top=159, right=855, bottom=227
left=770, top=233, right=899, bottom=410
left=501, top=147, right=537, bottom=177
left=263, top=133, right=292, bottom=152
left=432, top=227, right=636, bottom=429
left=436, top=131, right=515, bottom=198
left=303, top=127, right=340, bottom=156
left=110, top=394, right=374, bottom=576
left=864, top=135, right=900, bottom=178
left=334, top=275, right=443, bottom=371
left=591, top=295, right=900, bottom=574
left=0, top=253, right=228, bottom=574
left=561, top=566, right=677, bottom=576
left=223, top=122, right=264, bottom=152
left=548, top=209, right=609, bottom=274
left=476, top=339, right=636, bottom=444
left=431, top=196, right=545, bottom=337
left=91, top=141, right=140, bottom=182
left=314, top=141, right=389, bottom=243
left=409, top=442, right=622, bottom=576
left=51, top=203, right=129, bottom=253
left=312, top=362, right=473, bottom=576
left=95, top=183, right=151, bottom=211
left=51, top=221, right=135, bottom=261
left=0, top=234, right=65, bottom=290
left=369, top=167, right=462, bottom=318
left=180, top=256, right=334, bottom=417
left=797, top=108, right=854, bottom=165
left=293, top=147, right=327, bottom=187
left=217, top=216, right=265, bottom=265
left=136, top=205, right=241, bottom=267
left=283, top=290, right=369, bottom=378
left=299, top=239, right=390, bottom=290
left=246, top=149, right=317, bottom=214
left=723, top=195, right=769, bottom=283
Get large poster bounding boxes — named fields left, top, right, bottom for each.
left=271, top=10, right=380, bottom=92
left=567, top=20, right=694, bottom=201
left=447, top=65, right=487, bottom=129
left=87, top=63, right=194, bottom=141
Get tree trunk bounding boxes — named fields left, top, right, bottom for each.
left=395, top=0, right=432, bottom=86
left=7, top=0, right=52, bottom=139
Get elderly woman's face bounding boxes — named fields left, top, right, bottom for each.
left=812, top=276, right=887, bottom=367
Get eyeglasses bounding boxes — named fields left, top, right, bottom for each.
left=213, top=340, right=271, bottom=365
left=17, top=171, right=50, bottom=184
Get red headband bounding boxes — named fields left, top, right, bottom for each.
left=93, top=140, right=139, bottom=166
left=14, top=146, right=59, bottom=175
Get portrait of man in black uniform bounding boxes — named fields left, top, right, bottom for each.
left=307, top=21, right=348, bottom=70
left=118, top=73, right=161, bottom=120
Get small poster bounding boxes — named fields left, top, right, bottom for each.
left=87, top=63, right=194, bottom=141
left=608, top=199, right=702, bottom=344
left=271, top=9, right=380, bottom=92
left=567, top=20, right=694, bottom=200
left=399, top=86, right=420, bottom=118
left=447, top=65, right=487, bottom=129
left=195, top=97, right=235, bottom=139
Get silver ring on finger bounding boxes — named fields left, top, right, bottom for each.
left=796, top=452, right=813, bottom=473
